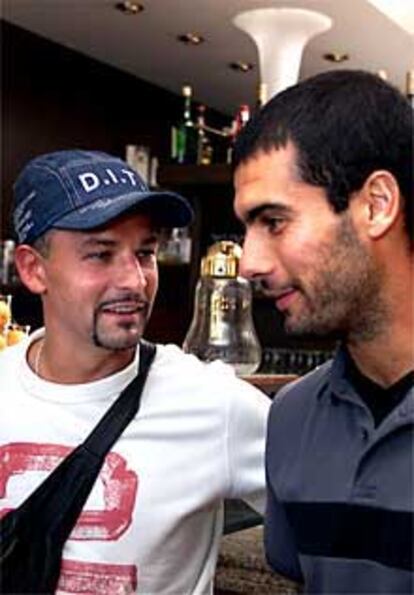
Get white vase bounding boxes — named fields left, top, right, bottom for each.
left=233, top=8, right=332, bottom=101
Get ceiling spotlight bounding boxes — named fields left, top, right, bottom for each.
left=115, top=1, right=144, bottom=14
left=323, top=52, right=349, bottom=63
left=177, top=33, right=205, bottom=45
left=229, top=61, right=254, bottom=73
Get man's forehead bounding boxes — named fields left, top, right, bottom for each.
left=51, top=211, right=160, bottom=242
left=235, top=143, right=299, bottom=184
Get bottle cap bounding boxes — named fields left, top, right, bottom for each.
left=201, top=241, right=242, bottom=278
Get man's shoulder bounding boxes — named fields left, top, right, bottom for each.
left=152, top=343, right=270, bottom=408
left=153, top=342, right=246, bottom=382
left=271, top=359, right=333, bottom=414
left=154, top=342, right=235, bottom=376
left=0, top=341, right=25, bottom=369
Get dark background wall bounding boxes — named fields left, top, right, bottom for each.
left=0, top=20, right=225, bottom=343
left=0, top=19, right=226, bottom=239
left=1, top=21, right=332, bottom=356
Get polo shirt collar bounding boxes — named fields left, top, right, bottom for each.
left=325, top=344, right=414, bottom=419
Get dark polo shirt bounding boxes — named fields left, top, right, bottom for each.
left=265, top=346, right=414, bottom=593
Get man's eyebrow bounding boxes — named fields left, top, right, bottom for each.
left=80, top=237, right=116, bottom=248
left=141, top=234, right=160, bottom=245
left=79, top=234, right=159, bottom=249
left=245, top=202, right=291, bottom=224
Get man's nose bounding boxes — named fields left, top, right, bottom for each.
left=239, top=230, right=273, bottom=281
left=116, top=254, right=148, bottom=289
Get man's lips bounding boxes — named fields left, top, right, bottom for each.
left=274, top=289, right=297, bottom=311
left=99, top=300, right=147, bottom=317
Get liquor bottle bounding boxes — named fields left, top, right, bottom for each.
left=196, top=105, right=213, bottom=166
left=226, top=104, right=250, bottom=163
left=235, top=104, right=250, bottom=133
left=183, top=241, right=261, bottom=375
left=157, top=227, right=192, bottom=265
left=406, top=70, right=414, bottom=109
left=171, top=84, right=198, bottom=164
left=255, top=82, right=268, bottom=112
left=0, top=239, right=17, bottom=285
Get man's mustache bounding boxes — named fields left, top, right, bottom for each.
left=97, top=293, right=149, bottom=312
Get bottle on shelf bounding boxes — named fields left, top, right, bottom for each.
left=149, top=156, right=159, bottom=188
left=157, top=227, right=192, bottom=265
left=196, top=105, right=213, bottom=166
left=183, top=241, right=261, bottom=376
left=171, top=84, right=198, bottom=164
left=235, top=104, right=250, bottom=134
left=0, top=293, right=30, bottom=350
left=226, top=104, right=251, bottom=164
left=255, top=82, right=268, bottom=112
left=125, top=144, right=150, bottom=184
left=406, top=70, right=414, bottom=108
left=0, top=239, right=18, bottom=285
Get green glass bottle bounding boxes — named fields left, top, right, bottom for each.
left=196, top=105, right=213, bottom=166
left=171, top=85, right=198, bottom=164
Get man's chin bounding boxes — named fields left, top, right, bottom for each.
left=284, top=317, right=343, bottom=341
left=93, top=327, right=144, bottom=351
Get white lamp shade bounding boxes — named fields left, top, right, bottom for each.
left=233, top=8, right=332, bottom=100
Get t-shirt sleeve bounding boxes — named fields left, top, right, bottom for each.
left=225, top=377, right=271, bottom=513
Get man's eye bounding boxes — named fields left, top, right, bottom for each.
left=263, top=216, right=285, bottom=233
left=137, top=249, right=156, bottom=263
left=85, top=251, right=112, bottom=262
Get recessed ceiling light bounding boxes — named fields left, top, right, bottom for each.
left=177, top=33, right=205, bottom=45
left=229, top=61, right=254, bottom=73
left=323, top=52, right=350, bottom=63
left=376, top=69, right=388, bottom=81
left=114, top=1, right=144, bottom=14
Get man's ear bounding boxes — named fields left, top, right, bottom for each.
left=361, top=170, right=401, bottom=240
left=14, top=245, right=47, bottom=294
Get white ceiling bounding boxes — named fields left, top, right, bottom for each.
left=2, top=0, right=414, bottom=116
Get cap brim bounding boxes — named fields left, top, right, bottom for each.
left=54, top=190, right=194, bottom=231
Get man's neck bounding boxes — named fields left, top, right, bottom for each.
left=30, top=335, right=136, bottom=384
left=346, top=249, right=413, bottom=387
left=347, top=321, right=413, bottom=388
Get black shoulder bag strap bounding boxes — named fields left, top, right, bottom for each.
left=0, top=340, right=156, bottom=594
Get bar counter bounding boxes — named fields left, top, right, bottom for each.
left=215, top=525, right=302, bottom=594
left=242, top=373, right=298, bottom=397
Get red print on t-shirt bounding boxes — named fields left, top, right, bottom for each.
left=0, top=442, right=138, bottom=539
left=0, top=443, right=139, bottom=592
left=58, top=559, right=137, bottom=594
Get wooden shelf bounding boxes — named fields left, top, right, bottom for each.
left=242, top=373, right=298, bottom=395
left=158, top=163, right=232, bottom=187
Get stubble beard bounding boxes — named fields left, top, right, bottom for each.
left=283, top=214, right=388, bottom=342
left=92, top=304, right=151, bottom=351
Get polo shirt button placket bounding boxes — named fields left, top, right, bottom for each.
left=361, top=427, right=369, bottom=441
left=352, top=433, right=378, bottom=502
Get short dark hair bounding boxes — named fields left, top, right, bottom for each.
left=32, top=230, right=54, bottom=257
left=234, top=70, right=413, bottom=244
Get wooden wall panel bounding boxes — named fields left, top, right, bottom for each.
left=1, top=20, right=184, bottom=238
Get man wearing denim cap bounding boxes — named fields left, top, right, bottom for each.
left=0, top=150, right=270, bottom=593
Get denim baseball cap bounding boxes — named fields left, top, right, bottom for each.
left=13, top=149, right=194, bottom=244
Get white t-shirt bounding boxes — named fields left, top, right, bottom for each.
left=0, top=329, right=270, bottom=594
